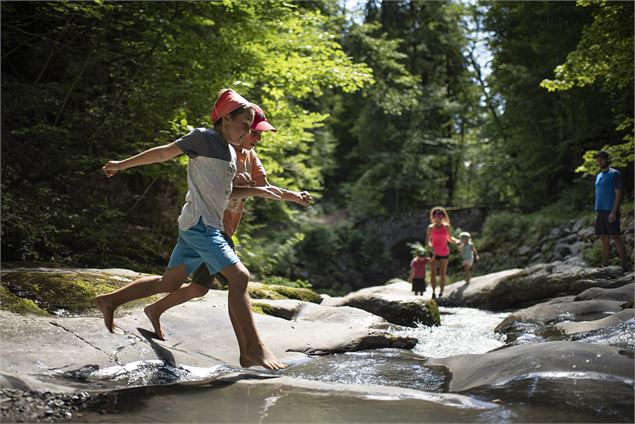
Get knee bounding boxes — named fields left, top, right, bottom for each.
left=159, top=277, right=182, bottom=293
left=229, top=269, right=250, bottom=291
left=189, top=283, right=209, bottom=298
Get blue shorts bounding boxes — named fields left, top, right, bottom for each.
left=167, top=219, right=240, bottom=276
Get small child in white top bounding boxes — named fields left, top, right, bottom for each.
left=459, top=232, right=479, bottom=284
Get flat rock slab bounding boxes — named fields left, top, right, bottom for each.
left=430, top=341, right=634, bottom=392
left=440, top=264, right=625, bottom=310
left=495, top=299, right=625, bottom=334
left=574, top=282, right=634, bottom=303
left=329, top=280, right=440, bottom=327
left=438, top=269, right=523, bottom=309
left=555, top=309, right=635, bottom=335
left=0, top=289, right=416, bottom=392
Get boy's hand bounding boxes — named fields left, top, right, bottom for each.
left=234, top=172, right=256, bottom=187
left=103, top=160, right=123, bottom=177
left=476, top=255, right=480, bottom=262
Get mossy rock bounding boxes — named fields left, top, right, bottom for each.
left=0, top=285, right=49, bottom=316
left=0, top=270, right=159, bottom=316
left=250, top=302, right=280, bottom=317
left=343, top=296, right=440, bottom=327
left=247, top=283, right=320, bottom=303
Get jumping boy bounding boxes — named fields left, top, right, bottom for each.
left=95, top=89, right=286, bottom=370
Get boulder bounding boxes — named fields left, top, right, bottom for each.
left=440, top=263, right=625, bottom=310
left=495, top=299, right=624, bottom=334
left=333, top=280, right=440, bottom=327
left=574, top=283, right=634, bottom=303
left=251, top=299, right=388, bottom=328
left=251, top=299, right=306, bottom=320
left=554, top=309, right=635, bottom=335
left=294, top=303, right=387, bottom=327
left=430, top=341, right=634, bottom=392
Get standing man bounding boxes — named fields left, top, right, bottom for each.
left=594, top=150, right=626, bottom=270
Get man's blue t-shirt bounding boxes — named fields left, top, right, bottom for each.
left=595, top=168, right=623, bottom=211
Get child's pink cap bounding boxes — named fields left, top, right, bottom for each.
left=211, top=89, right=251, bottom=123
left=251, top=104, right=276, bottom=132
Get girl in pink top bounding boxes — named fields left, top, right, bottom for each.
left=426, top=206, right=460, bottom=299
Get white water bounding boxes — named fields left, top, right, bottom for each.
left=391, top=306, right=509, bottom=358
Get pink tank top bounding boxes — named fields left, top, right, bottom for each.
left=430, top=225, right=450, bottom=256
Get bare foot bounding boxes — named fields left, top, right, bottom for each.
left=243, top=345, right=287, bottom=370
left=239, top=355, right=259, bottom=368
left=94, top=295, right=116, bottom=333
left=144, top=305, right=166, bottom=341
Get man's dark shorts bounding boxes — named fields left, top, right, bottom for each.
left=191, top=232, right=235, bottom=289
left=595, top=211, right=621, bottom=236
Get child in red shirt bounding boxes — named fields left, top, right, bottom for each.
left=408, top=249, right=429, bottom=296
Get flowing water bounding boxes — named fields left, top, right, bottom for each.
left=47, top=306, right=634, bottom=423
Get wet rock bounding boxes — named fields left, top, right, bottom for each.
left=574, top=283, right=634, bottom=303
left=440, top=263, right=625, bottom=311
left=333, top=280, right=440, bottom=327
left=554, top=309, right=635, bottom=335
left=495, top=299, right=624, bottom=335
left=430, top=341, right=634, bottom=392
left=289, top=331, right=418, bottom=355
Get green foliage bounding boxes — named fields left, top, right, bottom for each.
left=539, top=1, right=634, bottom=179
left=407, top=241, right=427, bottom=257
left=1, top=1, right=372, bottom=269
left=540, top=1, right=634, bottom=92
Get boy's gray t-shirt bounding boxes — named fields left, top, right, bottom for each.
left=175, top=128, right=237, bottom=231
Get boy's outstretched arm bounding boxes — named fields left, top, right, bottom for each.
left=235, top=174, right=312, bottom=207
left=260, top=177, right=313, bottom=207
left=103, top=142, right=182, bottom=177
left=230, top=186, right=282, bottom=201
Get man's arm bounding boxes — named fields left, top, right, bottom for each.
left=609, top=188, right=623, bottom=223
left=103, top=142, right=182, bottom=177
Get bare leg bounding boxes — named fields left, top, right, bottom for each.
left=430, top=260, right=437, bottom=296
left=94, top=265, right=188, bottom=332
left=228, top=298, right=250, bottom=367
left=611, top=235, right=627, bottom=268
left=599, top=235, right=610, bottom=267
left=438, top=259, right=449, bottom=296
left=464, top=265, right=470, bottom=283
left=221, top=262, right=286, bottom=370
left=144, top=282, right=209, bottom=340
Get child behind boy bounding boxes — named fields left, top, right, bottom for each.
left=408, top=249, right=429, bottom=296
left=459, top=232, right=479, bottom=284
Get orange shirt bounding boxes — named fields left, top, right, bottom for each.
left=223, top=148, right=266, bottom=236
